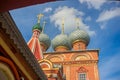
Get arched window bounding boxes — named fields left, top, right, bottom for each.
left=77, top=67, right=88, bottom=80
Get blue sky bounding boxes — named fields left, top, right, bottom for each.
left=10, top=0, right=120, bottom=80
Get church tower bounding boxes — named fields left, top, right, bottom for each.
left=27, top=14, right=44, bottom=60
left=44, top=18, right=100, bottom=80
left=28, top=14, right=65, bottom=80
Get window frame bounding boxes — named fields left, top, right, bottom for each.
left=78, top=73, right=86, bottom=80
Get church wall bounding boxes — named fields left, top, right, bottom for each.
left=62, top=62, right=98, bottom=80
left=44, top=50, right=99, bottom=80
left=44, top=50, right=99, bottom=62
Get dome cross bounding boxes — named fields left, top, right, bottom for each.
left=37, top=14, right=44, bottom=23
left=61, top=18, right=65, bottom=34
left=75, top=18, right=80, bottom=29
left=42, top=21, right=46, bottom=33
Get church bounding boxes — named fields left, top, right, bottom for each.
left=27, top=14, right=100, bottom=80
left=0, top=1, right=100, bottom=80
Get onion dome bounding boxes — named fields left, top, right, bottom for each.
left=52, top=34, right=71, bottom=50
left=39, top=33, right=51, bottom=49
left=69, top=28, right=90, bottom=46
left=52, top=19, right=71, bottom=50
left=32, top=23, right=42, bottom=31
left=39, top=33, right=51, bottom=50
left=39, top=21, right=51, bottom=50
left=69, top=18, right=90, bottom=46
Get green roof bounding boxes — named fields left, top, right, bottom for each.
left=32, top=23, right=42, bottom=31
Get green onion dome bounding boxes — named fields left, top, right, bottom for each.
left=39, top=33, right=51, bottom=50
left=32, top=23, right=42, bottom=31
left=69, top=28, right=90, bottom=46
left=52, top=34, right=71, bottom=50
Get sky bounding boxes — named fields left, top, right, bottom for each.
left=10, top=0, right=120, bottom=80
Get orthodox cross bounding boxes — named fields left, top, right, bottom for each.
left=42, top=21, right=46, bottom=33
left=37, top=14, right=44, bottom=23
left=61, top=18, right=65, bottom=34
left=76, top=18, right=80, bottom=29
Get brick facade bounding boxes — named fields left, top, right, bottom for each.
left=44, top=49, right=99, bottom=80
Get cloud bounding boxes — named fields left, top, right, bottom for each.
left=43, top=7, right=52, bottom=13
left=79, top=0, right=106, bottom=9
left=100, top=22, right=107, bottom=29
left=99, top=52, right=120, bottom=80
left=96, top=7, right=120, bottom=22
left=50, top=6, right=95, bottom=36
left=85, top=16, right=92, bottom=21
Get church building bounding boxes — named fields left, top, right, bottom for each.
left=28, top=14, right=100, bottom=80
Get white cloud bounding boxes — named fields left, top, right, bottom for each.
left=85, top=16, right=92, bottom=21
left=43, top=7, right=52, bottom=13
left=99, top=52, right=120, bottom=80
left=79, top=0, right=106, bottom=9
left=50, top=6, right=95, bottom=36
left=96, top=7, right=120, bottom=22
left=100, top=22, right=107, bottom=29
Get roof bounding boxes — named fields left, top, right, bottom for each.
left=0, top=0, right=56, bottom=12
left=0, top=12, right=47, bottom=80
left=44, top=49, right=99, bottom=54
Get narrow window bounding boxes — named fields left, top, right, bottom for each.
left=79, top=73, right=86, bottom=80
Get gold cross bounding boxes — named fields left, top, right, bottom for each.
left=61, top=17, right=65, bottom=34
left=37, top=14, right=44, bottom=23
left=42, top=21, right=47, bottom=33
left=76, top=18, right=80, bottom=28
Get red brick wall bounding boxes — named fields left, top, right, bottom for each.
left=44, top=50, right=99, bottom=80
left=63, top=64, right=98, bottom=80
